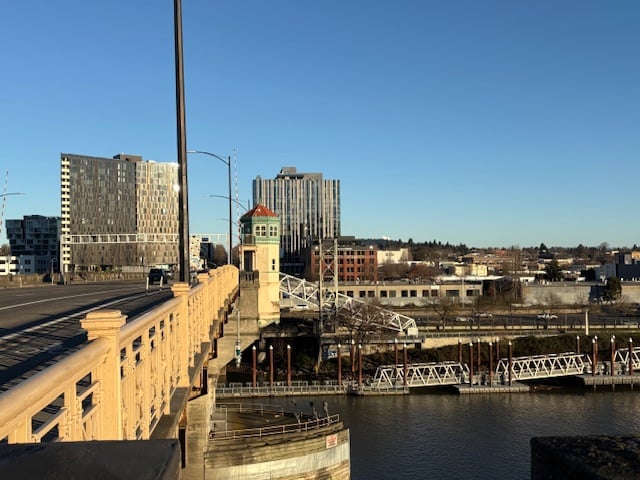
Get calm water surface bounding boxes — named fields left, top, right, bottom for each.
left=266, top=389, right=640, bottom=480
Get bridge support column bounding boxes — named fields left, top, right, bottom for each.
left=80, top=309, right=126, bottom=440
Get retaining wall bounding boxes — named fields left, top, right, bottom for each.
left=204, top=424, right=350, bottom=480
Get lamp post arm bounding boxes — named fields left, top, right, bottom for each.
left=188, top=150, right=233, bottom=265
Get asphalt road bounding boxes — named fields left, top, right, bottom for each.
left=0, top=280, right=174, bottom=392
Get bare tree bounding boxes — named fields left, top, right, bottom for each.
left=430, top=295, right=459, bottom=329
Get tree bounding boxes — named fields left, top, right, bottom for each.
left=212, top=245, right=228, bottom=266
left=430, top=296, right=459, bottom=329
left=602, top=276, right=622, bottom=303
left=0, top=244, right=9, bottom=255
left=544, top=259, right=564, bottom=281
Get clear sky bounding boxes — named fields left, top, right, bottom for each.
left=1, top=1, right=638, bottom=249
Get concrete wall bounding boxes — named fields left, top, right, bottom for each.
left=523, top=283, right=640, bottom=306
left=204, top=427, right=350, bottom=480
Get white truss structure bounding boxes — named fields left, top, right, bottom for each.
left=496, top=353, right=586, bottom=381
left=279, top=273, right=418, bottom=335
left=613, top=347, right=640, bottom=370
left=372, top=361, right=468, bottom=388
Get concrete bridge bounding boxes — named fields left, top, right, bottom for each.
left=0, top=266, right=261, bottom=478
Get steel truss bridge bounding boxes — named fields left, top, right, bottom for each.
left=372, top=361, right=468, bottom=388
left=372, top=348, right=640, bottom=388
left=279, top=273, right=418, bottom=335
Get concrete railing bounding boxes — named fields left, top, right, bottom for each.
left=0, top=266, right=238, bottom=444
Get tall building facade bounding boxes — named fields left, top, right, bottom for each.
left=305, top=238, right=378, bottom=283
left=253, top=167, right=340, bottom=270
left=60, top=153, right=179, bottom=272
left=5, top=215, right=61, bottom=274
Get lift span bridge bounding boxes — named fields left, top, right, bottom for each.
left=279, top=273, right=418, bottom=336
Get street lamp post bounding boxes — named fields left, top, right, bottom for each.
left=188, top=150, right=232, bottom=265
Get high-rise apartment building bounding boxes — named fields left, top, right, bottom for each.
left=60, top=153, right=179, bottom=272
left=253, top=167, right=340, bottom=269
left=5, top=215, right=61, bottom=274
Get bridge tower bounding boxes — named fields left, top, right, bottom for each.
left=238, top=204, right=281, bottom=328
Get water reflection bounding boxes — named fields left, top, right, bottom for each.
left=259, top=390, right=640, bottom=480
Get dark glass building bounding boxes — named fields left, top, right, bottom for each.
left=60, top=153, right=179, bottom=273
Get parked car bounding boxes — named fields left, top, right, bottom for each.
left=474, top=312, right=493, bottom=318
left=537, top=313, right=558, bottom=321
left=148, top=268, right=169, bottom=285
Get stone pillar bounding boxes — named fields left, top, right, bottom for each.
left=80, top=309, right=126, bottom=440
left=171, top=282, right=191, bottom=387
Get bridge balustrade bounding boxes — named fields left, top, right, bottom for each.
left=0, top=266, right=238, bottom=444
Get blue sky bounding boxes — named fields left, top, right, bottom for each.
left=1, top=1, right=639, bottom=249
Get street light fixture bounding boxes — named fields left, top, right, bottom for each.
left=188, top=150, right=232, bottom=265
left=209, top=195, right=250, bottom=266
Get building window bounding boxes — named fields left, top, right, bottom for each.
left=269, top=225, right=278, bottom=237
left=255, top=224, right=267, bottom=237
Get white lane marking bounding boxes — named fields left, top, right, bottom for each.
left=0, top=292, right=154, bottom=341
left=0, top=286, right=146, bottom=311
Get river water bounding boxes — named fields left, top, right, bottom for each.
left=265, top=389, right=640, bottom=480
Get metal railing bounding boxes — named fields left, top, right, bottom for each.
left=210, top=402, right=341, bottom=441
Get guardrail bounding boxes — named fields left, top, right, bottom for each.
left=0, top=266, right=238, bottom=444
left=216, top=383, right=348, bottom=398
left=211, top=403, right=341, bottom=440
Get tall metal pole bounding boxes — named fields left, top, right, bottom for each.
left=269, top=345, right=274, bottom=387
left=287, top=344, right=292, bottom=387
left=337, top=343, right=342, bottom=387
left=358, top=344, right=363, bottom=387
left=190, top=151, right=233, bottom=266
left=488, top=341, right=493, bottom=386
left=252, top=345, right=257, bottom=388
left=227, top=156, right=232, bottom=265
left=508, top=341, right=513, bottom=386
left=174, top=0, right=189, bottom=283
